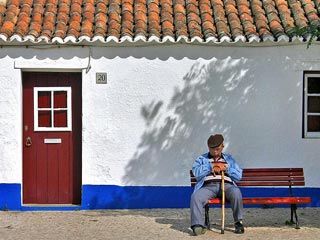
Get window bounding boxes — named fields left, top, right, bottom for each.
left=304, top=73, right=320, bottom=138
left=34, top=87, right=72, bottom=131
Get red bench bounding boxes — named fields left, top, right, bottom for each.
left=190, top=168, right=311, bottom=229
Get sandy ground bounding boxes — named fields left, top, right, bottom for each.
left=0, top=208, right=320, bottom=240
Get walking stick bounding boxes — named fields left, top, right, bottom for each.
left=221, top=170, right=225, bottom=234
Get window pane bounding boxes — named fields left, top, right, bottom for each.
left=54, top=110, right=67, bottom=127
left=308, top=77, right=320, bottom=93
left=54, top=91, right=67, bottom=108
left=308, top=115, right=320, bottom=132
left=308, top=96, right=320, bottom=113
left=38, top=110, right=51, bottom=127
left=38, top=91, right=51, bottom=108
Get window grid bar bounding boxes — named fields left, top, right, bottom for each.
left=34, top=87, right=72, bottom=132
left=51, top=91, right=54, bottom=128
left=304, top=73, right=320, bottom=138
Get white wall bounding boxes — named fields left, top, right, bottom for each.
left=0, top=43, right=319, bottom=187
left=0, top=55, right=22, bottom=183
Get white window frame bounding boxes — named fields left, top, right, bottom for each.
left=34, top=87, right=72, bottom=132
left=304, top=73, right=320, bottom=138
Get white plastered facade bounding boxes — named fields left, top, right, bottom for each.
left=0, top=43, right=319, bottom=188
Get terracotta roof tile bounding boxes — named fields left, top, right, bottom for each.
left=148, top=4, right=161, bottom=37
left=237, top=0, right=259, bottom=39
left=301, top=0, right=320, bottom=25
left=212, top=0, right=231, bottom=39
left=134, top=0, right=148, bottom=37
left=225, top=0, right=243, bottom=40
left=0, top=5, right=6, bottom=27
left=0, top=0, right=320, bottom=44
left=275, top=0, right=295, bottom=34
left=199, top=0, right=216, bottom=39
left=14, top=4, right=31, bottom=36
left=0, top=0, right=19, bottom=37
left=121, top=8, right=134, bottom=38
left=289, top=0, right=309, bottom=28
left=263, top=0, right=286, bottom=39
left=94, top=1, right=107, bottom=38
left=160, top=0, right=174, bottom=38
left=251, top=0, right=272, bottom=38
left=174, top=4, right=188, bottom=38
left=186, top=0, right=203, bottom=39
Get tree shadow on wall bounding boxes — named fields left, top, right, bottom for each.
left=122, top=57, right=256, bottom=187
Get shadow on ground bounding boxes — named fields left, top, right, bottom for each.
left=81, top=207, right=320, bottom=235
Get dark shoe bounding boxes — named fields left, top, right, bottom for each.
left=192, top=225, right=207, bottom=236
left=235, top=221, right=244, bottom=234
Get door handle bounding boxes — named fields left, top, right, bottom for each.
left=25, top=137, right=32, bottom=147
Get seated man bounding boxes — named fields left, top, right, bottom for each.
left=190, top=134, right=244, bottom=236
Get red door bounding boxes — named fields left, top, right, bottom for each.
left=23, top=72, right=82, bottom=204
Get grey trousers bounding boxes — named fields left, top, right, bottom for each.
left=190, top=182, right=243, bottom=227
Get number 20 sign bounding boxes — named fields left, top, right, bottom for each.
left=96, top=73, right=107, bottom=84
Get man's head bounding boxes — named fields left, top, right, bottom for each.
left=207, top=134, right=224, bottom=158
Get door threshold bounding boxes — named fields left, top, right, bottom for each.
left=21, top=204, right=82, bottom=211
left=23, top=204, right=81, bottom=206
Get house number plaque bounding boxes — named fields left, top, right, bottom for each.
left=96, top=73, right=107, bottom=84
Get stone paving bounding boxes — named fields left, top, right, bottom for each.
left=0, top=208, right=320, bottom=240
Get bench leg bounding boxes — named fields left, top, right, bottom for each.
left=205, top=204, right=210, bottom=229
left=290, top=204, right=300, bottom=229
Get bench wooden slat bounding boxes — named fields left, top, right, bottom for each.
left=207, top=197, right=312, bottom=205
left=190, top=177, right=304, bottom=181
left=237, top=182, right=306, bottom=186
left=190, top=182, right=306, bottom=187
left=243, top=172, right=303, bottom=177
left=190, top=175, right=305, bottom=180
left=190, top=169, right=304, bottom=177
left=242, top=168, right=303, bottom=173
left=240, top=176, right=304, bottom=181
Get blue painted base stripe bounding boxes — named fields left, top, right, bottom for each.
left=0, top=184, right=21, bottom=210
left=81, top=185, right=193, bottom=209
left=1, top=184, right=320, bottom=211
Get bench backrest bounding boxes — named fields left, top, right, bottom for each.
left=190, top=168, right=306, bottom=188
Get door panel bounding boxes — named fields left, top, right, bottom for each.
left=23, top=72, right=82, bottom=204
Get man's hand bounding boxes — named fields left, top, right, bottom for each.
left=212, top=162, right=227, bottom=175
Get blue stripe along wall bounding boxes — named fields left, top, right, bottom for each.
left=0, top=184, right=319, bottom=211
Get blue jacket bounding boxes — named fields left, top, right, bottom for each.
left=192, top=152, right=243, bottom=192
